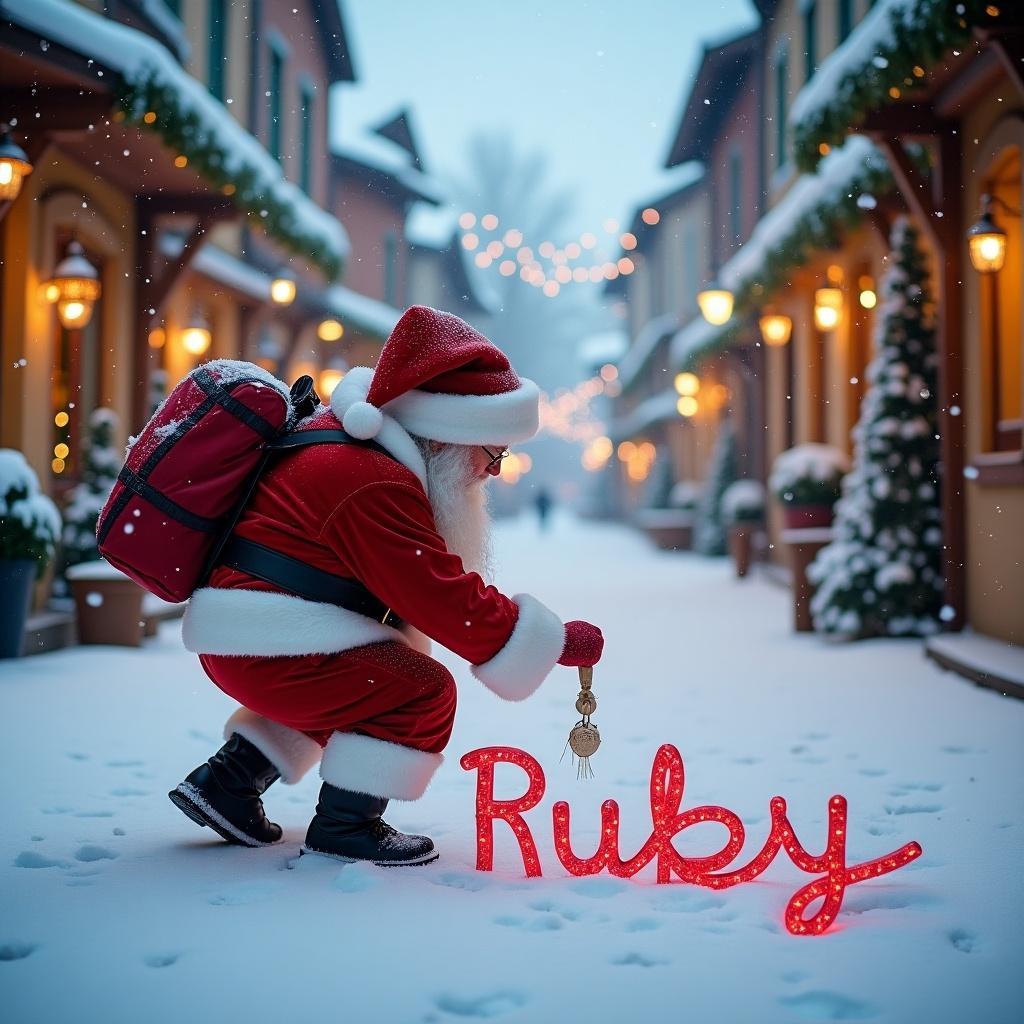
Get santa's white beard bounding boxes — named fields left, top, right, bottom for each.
left=416, top=440, right=495, bottom=581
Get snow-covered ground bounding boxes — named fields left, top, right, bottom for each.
left=2, top=514, right=1022, bottom=1023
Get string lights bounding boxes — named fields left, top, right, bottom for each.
left=461, top=743, right=923, bottom=935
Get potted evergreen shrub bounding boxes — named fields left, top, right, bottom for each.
left=722, top=480, right=765, bottom=578
left=634, top=460, right=702, bottom=551
left=769, top=443, right=849, bottom=529
left=0, top=450, right=61, bottom=658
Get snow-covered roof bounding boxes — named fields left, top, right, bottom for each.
left=617, top=314, right=679, bottom=391
left=322, top=285, right=402, bottom=340
left=578, top=330, right=629, bottom=369
left=0, top=0, right=350, bottom=278
left=608, top=388, right=678, bottom=442
left=668, top=315, right=736, bottom=372
left=158, top=235, right=273, bottom=303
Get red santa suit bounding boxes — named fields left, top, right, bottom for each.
left=181, top=307, right=567, bottom=803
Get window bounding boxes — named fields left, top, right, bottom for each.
left=300, top=84, right=315, bottom=194
left=804, top=3, right=817, bottom=82
left=775, top=49, right=788, bottom=170
left=838, top=0, right=854, bottom=43
left=728, top=148, right=742, bottom=245
left=268, top=44, right=284, bottom=162
left=383, top=231, right=398, bottom=306
left=208, top=0, right=226, bottom=100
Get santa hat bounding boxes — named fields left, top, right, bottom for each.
left=331, top=306, right=540, bottom=445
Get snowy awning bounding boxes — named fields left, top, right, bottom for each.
left=333, top=136, right=445, bottom=206
left=158, top=235, right=273, bottom=303
left=322, top=286, right=402, bottom=340
left=669, top=315, right=739, bottom=372
left=616, top=314, right=679, bottom=391
left=0, top=0, right=350, bottom=279
left=608, top=389, right=679, bottom=442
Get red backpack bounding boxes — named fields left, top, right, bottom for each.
left=97, top=361, right=313, bottom=603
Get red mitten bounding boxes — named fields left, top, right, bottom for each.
left=558, top=620, right=604, bottom=667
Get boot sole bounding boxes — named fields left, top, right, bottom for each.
left=168, top=782, right=280, bottom=848
left=299, top=844, right=439, bottom=867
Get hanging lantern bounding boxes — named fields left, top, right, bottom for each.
left=697, top=283, right=734, bottom=326
left=270, top=269, right=297, bottom=306
left=758, top=312, right=793, bottom=347
left=317, top=318, right=344, bottom=342
left=181, top=313, right=212, bottom=356
left=44, top=240, right=101, bottom=330
left=0, top=125, right=32, bottom=202
left=813, top=286, right=843, bottom=331
left=967, top=194, right=1009, bottom=274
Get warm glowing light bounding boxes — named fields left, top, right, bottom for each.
left=617, top=257, right=634, bottom=275
left=570, top=267, right=587, bottom=282
left=481, top=213, right=499, bottom=231
left=54, top=411, right=69, bottom=428
left=0, top=126, right=33, bottom=202
left=270, top=272, right=297, bottom=306
left=709, top=383, right=730, bottom=408
left=677, top=396, right=699, bottom=417
left=641, top=207, right=660, bottom=225
left=148, top=327, right=166, bottom=349
left=222, top=183, right=236, bottom=196
left=600, top=364, right=618, bottom=382
left=44, top=240, right=101, bottom=330
left=52, top=457, right=66, bottom=473
left=54, top=443, right=70, bottom=459
left=565, top=241, right=581, bottom=260
left=485, top=240, right=503, bottom=258
left=826, top=264, right=844, bottom=284
left=603, top=219, right=619, bottom=233
left=538, top=241, right=555, bottom=259
left=143, top=111, right=157, bottom=124
left=818, top=142, right=831, bottom=157
left=475, top=252, right=493, bottom=268
left=462, top=232, right=479, bottom=251
left=459, top=212, right=476, bottom=230
left=551, top=250, right=567, bottom=266
left=588, top=266, right=604, bottom=282
left=603, top=262, right=619, bottom=280
left=461, top=744, right=923, bottom=935
left=503, top=229, right=523, bottom=247
left=317, top=319, right=345, bottom=342
left=516, top=246, right=533, bottom=264
left=580, top=232, right=597, bottom=249
left=758, top=313, right=793, bottom=347
left=967, top=196, right=1010, bottom=274
left=174, top=154, right=188, bottom=168
left=181, top=325, right=212, bottom=356
left=542, top=280, right=560, bottom=297
left=814, top=287, right=843, bottom=331
left=889, top=86, right=901, bottom=100
left=620, top=232, right=637, bottom=250
left=317, top=366, right=345, bottom=395
left=697, top=287, right=734, bottom=326
left=859, top=289, right=877, bottom=309
left=499, top=259, right=516, bottom=276
left=59, top=301, right=87, bottom=327
left=555, top=266, right=572, bottom=284
left=617, top=441, right=636, bottom=462
left=674, top=371, right=700, bottom=397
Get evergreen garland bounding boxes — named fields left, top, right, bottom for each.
left=792, top=0, right=992, bottom=173
left=807, top=217, right=944, bottom=638
left=694, top=419, right=738, bottom=556
left=62, top=409, right=122, bottom=572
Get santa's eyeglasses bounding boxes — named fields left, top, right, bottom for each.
left=481, top=446, right=510, bottom=470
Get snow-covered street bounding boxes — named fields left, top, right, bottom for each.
left=2, top=514, right=1022, bottom=1023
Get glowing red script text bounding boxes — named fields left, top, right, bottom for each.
left=459, top=744, right=922, bottom=935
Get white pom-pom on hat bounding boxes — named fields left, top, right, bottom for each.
left=342, top=400, right=384, bottom=440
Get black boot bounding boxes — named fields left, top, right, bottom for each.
left=168, top=733, right=282, bottom=847
left=302, top=783, right=438, bottom=866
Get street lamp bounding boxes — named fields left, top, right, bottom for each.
left=0, top=125, right=32, bottom=202
left=697, top=281, right=734, bottom=326
left=813, top=286, right=843, bottom=332
left=674, top=372, right=700, bottom=397
left=317, top=318, right=344, bottom=341
left=317, top=357, right=348, bottom=397
left=271, top=268, right=297, bottom=306
left=43, top=240, right=101, bottom=329
left=758, top=311, right=793, bottom=347
left=181, top=313, right=212, bottom=356
left=967, top=193, right=1019, bottom=273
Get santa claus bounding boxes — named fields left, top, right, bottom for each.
left=169, top=305, right=604, bottom=865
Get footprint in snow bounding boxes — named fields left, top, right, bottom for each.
left=883, top=802, right=943, bottom=816
left=144, top=952, right=181, bottom=968
left=651, top=889, right=726, bottom=914
left=948, top=928, right=977, bottom=953
left=864, top=823, right=899, bottom=837
left=74, top=845, right=118, bottom=863
left=843, top=888, right=938, bottom=915
left=110, top=787, right=149, bottom=797
left=568, top=877, right=627, bottom=899
left=14, top=851, right=66, bottom=869
left=208, top=880, right=283, bottom=906
left=610, top=951, right=668, bottom=967
left=74, top=810, right=114, bottom=818
left=433, top=990, right=526, bottom=1018
left=429, top=871, right=488, bottom=892
left=778, top=991, right=877, bottom=1021
left=67, top=752, right=90, bottom=761
left=0, top=942, right=38, bottom=962
left=112, top=827, right=126, bottom=836
left=625, top=917, right=663, bottom=932
left=332, top=863, right=380, bottom=893
left=527, top=899, right=582, bottom=921
left=493, top=914, right=563, bottom=932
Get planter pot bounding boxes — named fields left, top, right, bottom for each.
left=0, top=560, right=36, bottom=658
left=728, top=524, right=756, bottom=578
left=782, top=503, right=834, bottom=529
left=67, top=560, right=144, bottom=647
left=633, top=508, right=696, bottom=551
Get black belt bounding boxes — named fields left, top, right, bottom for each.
left=219, top=536, right=404, bottom=629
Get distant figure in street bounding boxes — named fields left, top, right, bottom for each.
left=534, top=487, right=553, bottom=532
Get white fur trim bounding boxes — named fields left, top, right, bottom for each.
left=342, top=400, right=383, bottom=440
left=183, top=587, right=405, bottom=657
left=388, top=378, right=540, bottom=446
left=319, top=731, right=443, bottom=801
left=471, top=593, right=565, bottom=702
left=223, top=707, right=323, bottom=784
left=331, top=365, right=374, bottom=418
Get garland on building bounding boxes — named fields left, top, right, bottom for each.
left=791, top=0, right=994, bottom=173
left=807, top=218, right=944, bottom=639
left=117, top=70, right=344, bottom=280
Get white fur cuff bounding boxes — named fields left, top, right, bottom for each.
left=224, top=707, right=323, bottom=784
left=319, top=731, right=443, bottom=801
left=471, top=593, right=565, bottom=702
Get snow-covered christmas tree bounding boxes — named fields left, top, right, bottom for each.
left=807, top=217, right=944, bottom=638
left=62, top=408, right=121, bottom=571
left=694, top=418, right=738, bottom=556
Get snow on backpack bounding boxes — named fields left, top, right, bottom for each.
left=97, top=361, right=322, bottom=603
